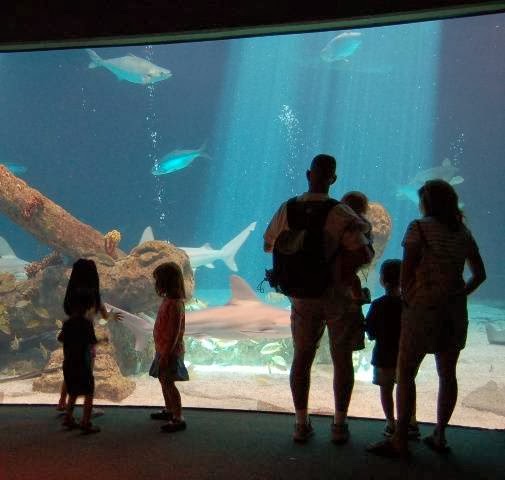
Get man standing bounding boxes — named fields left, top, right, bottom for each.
left=263, top=154, right=369, bottom=443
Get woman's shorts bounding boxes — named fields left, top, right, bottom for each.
left=400, top=296, right=468, bottom=356
left=372, top=367, right=396, bottom=387
left=149, top=353, right=189, bottom=382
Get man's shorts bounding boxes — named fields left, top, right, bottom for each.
left=372, top=366, right=396, bottom=387
left=290, top=294, right=364, bottom=353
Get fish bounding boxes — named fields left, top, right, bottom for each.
left=15, top=300, right=29, bottom=308
left=266, top=292, right=287, bottom=303
left=140, top=222, right=256, bottom=272
left=185, top=298, right=208, bottom=312
left=212, top=339, right=238, bottom=349
left=151, top=145, right=210, bottom=176
left=396, top=158, right=464, bottom=205
left=10, top=335, right=20, bottom=351
left=1, top=163, right=27, bottom=175
left=86, top=49, right=172, bottom=85
left=271, top=355, right=287, bottom=368
left=38, top=343, right=49, bottom=360
left=320, top=32, right=362, bottom=63
left=260, top=342, right=282, bottom=355
left=0, top=236, right=28, bottom=281
left=108, top=276, right=292, bottom=351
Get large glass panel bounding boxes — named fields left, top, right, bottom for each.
left=0, top=13, right=503, bottom=429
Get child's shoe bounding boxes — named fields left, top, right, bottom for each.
left=383, top=424, right=395, bottom=438
left=151, top=410, right=173, bottom=421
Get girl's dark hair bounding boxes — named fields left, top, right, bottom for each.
left=153, top=262, right=186, bottom=299
left=341, top=191, right=369, bottom=215
left=63, top=258, right=101, bottom=316
left=418, top=179, right=463, bottom=231
left=380, top=259, right=401, bottom=288
left=65, top=287, right=97, bottom=316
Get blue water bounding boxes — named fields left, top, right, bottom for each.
left=1, top=14, right=504, bottom=302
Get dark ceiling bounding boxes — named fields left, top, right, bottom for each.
left=2, top=1, right=505, bottom=50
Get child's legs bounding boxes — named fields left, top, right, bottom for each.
left=380, top=384, right=395, bottom=422
left=58, top=381, right=68, bottom=408
left=81, top=394, right=94, bottom=425
left=160, top=375, right=182, bottom=420
left=159, top=377, right=172, bottom=412
left=65, top=394, right=77, bottom=420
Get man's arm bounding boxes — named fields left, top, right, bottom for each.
left=263, top=203, right=287, bottom=254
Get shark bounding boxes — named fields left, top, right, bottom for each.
left=86, top=49, right=172, bottom=85
left=105, top=276, right=291, bottom=351
left=0, top=236, right=28, bottom=280
left=139, top=222, right=257, bottom=272
left=396, top=158, right=464, bottom=205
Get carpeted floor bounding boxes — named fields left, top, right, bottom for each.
left=0, top=405, right=503, bottom=479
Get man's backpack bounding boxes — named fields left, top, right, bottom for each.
left=265, top=197, right=339, bottom=298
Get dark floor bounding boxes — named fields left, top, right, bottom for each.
left=0, top=405, right=503, bottom=480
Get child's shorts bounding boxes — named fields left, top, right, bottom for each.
left=372, top=366, right=396, bottom=387
left=149, top=353, right=189, bottom=382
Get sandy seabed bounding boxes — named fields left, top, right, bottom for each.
left=1, top=308, right=504, bottom=430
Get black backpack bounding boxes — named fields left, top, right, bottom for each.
left=265, top=197, right=339, bottom=298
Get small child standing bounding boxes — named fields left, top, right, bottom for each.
left=365, top=259, right=419, bottom=438
left=57, top=258, right=121, bottom=414
left=149, top=262, right=189, bottom=433
left=58, top=287, right=100, bottom=434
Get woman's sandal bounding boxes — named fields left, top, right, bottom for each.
left=80, top=422, right=101, bottom=434
left=423, top=435, right=451, bottom=454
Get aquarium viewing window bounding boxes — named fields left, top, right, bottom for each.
left=0, top=12, right=504, bottom=430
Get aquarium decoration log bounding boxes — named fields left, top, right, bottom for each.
left=0, top=165, right=124, bottom=260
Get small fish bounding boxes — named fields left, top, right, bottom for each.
left=260, top=342, right=282, bottom=355
left=266, top=292, right=287, bottom=303
left=185, top=297, right=209, bottom=312
left=25, top=318, right=40, bottom=329
left=271, top=355, right=287, bottom=368
left=320, top=32, right=362, bottom=63
left=98, top=319, right=108, bottom=326
left=199, top=338, right=216, bottom=351
left=1, top=162, right=27, bottom=175
left=87, top=49, right=172, bottom=85
left=213, top=339, right=238, bottom=349
left=0, top=318, right=11, bottom=335
left=15, top=300, right=29, bottom=308
left=151, top=144, right=209, bottom=176
left=55, top=319, right=63, bottom=329
left=38, top=343, right=48, bottom=360
left=10, top=335, right=20, bottom=351
left=33, top=307, right=49, bottom=319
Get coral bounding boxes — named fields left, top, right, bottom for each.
left=0, top=273, right=16, bottom=293
left=22, top=195, right=43, bottom=219
left=104, top=229, right=122, bottom=259
left=24, top=251, right=63, bottom=279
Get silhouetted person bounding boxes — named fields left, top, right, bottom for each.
left=264, top=154, right=370, bottom=443
left=368, top=179, right=486, bottom=457
left=365, top=259, right=418, bottom=438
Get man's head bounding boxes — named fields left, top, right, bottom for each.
left=306, top=154, right=337, bottom=193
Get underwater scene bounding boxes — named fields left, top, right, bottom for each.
left=0, top=13, right=504, bottom=429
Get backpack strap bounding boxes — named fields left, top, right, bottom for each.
left=286, top=197, right=339, bottom=230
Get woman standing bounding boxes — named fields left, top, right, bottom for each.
left=369, top=179, right=486, bottom=457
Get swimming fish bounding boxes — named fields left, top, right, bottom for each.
left=38, top=343, right=49, bottom=360
left=10, top=335, right=20, bottom=351
left=320, top=32, right=362, bottom=63
left=151, top=145, right=209, bottom=176
left=86, top=49, right=172, bottom=85
left=396, top=158, right=464, bottom=205
left=1, top=163, right=27, bottom=175
left=260, top=342, right=282, bottom=355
